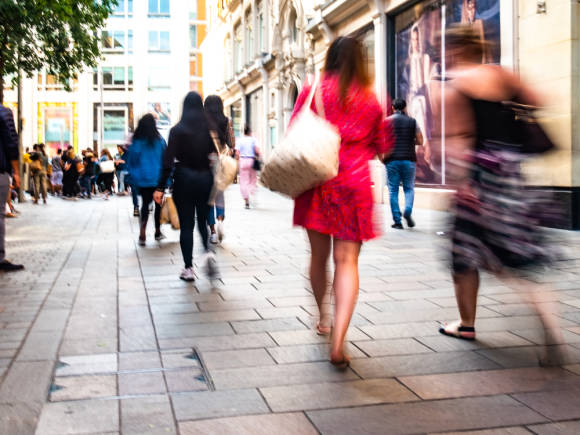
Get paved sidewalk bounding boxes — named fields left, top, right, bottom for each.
left=1, top=187, right=580, bottom=435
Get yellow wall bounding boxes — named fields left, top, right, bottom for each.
left=519, top=0, right=575, bottom=187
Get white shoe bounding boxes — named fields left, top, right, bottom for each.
left=204, top=253, right=220, bottom=280
left=217, top=221, right=225, bottom=242
left=179, top=267, right=195, bottom=282
left=210, top=233, right=218, bottom=244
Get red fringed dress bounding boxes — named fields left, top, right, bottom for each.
left=291, top=73, right=392, bottom=242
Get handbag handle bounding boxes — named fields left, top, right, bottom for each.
left=209, top=130, right=223, bottom=155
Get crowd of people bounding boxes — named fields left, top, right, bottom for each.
left=0, top=24, right=564, bottom=367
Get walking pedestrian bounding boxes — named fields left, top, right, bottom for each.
left=204, top=95, right=235, bottom=243
left=438, top=26, right=563, bottom=362
left=236, top=125, right=260, bottom=209
left=0, top=104, right=24, bottom=271
left=50, top=148, right=64, bottom=196
left=126, top=114, right=166, bottom=246
left=290, top=36, right=391, bottom=367
left=384, top=98, right=423, bottom=229
left=153, top=92, right=219, bottom=282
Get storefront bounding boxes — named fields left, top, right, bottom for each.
left=388, top=0, right=501, bottom=185
left=37, top=102, right=78, bottom=155
left=92, top=103, right=134, bottom=153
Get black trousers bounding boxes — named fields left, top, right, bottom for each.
left=172, top=167, right=212, bottom=268
left=139, top=187, right=161, bottom=230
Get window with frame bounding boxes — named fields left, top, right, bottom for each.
left=113, top=0, right=133, bottom=16
left=149, top=0, right=170, bottom=16
left=102, top=30, right=133, bottom=53
left=189, top=57, right=198, bottom=77
left=289, top=9, right=298, bottom=43
left=257, top=0, right=265, bottom=53
left=224, top=36, right=233, bottom=81
left=234, top=23, right=242, bottom=73
left=245, top=9, right=253, bottom=63
left=148, top=31, right=170, bottom=52
left=189, top=0, right=198, bottom=19
left=189, top=25, right=197, bottom=50
left=37, top=73, right=76, bottom=91
left=93, top=67, right=133, bottom=91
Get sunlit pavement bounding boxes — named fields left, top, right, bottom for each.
left=1, top=186, right=580, bottom=435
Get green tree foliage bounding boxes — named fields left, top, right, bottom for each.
left=0, top=0, right=117, bottom=103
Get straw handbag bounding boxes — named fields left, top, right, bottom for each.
left=260, top=78, right=340, bottom=198
left=210, top=130, right=238, bottom=192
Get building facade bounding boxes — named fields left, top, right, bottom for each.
left=3, top=0, right=206, bottom=156
left=203, top=0, right=580, bottom=229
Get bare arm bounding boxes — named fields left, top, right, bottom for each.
left=415, top=130, right=424, bottom=146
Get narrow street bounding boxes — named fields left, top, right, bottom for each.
left=1, top=187, right=580, bottom=434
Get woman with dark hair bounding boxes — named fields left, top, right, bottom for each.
left=290, top=36, right=391, bottom=367
left=154, top=92, right=219, bottom=282
left=127, top=113, right=166, bottom=246
left=204, top=94, right=235, bottom=243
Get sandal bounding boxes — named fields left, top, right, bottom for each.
left=330, top=355, right=351, bottom=371
left=316, top=322, right=331, bottom=336
left=439, top=322, right=476, bottom=341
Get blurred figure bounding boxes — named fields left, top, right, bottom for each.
left=0, top=104, right=23, bottom=271
left=384, top=98, right=423, bottom=229
left=79, top=149, right=97, bottom=199
left=50, top=148, right=64, bottom=196
left=236, top=125, right=260, bottom=209
left=62, top=149, right=83, bottom=199
left=115, top=145, right=129, bottom=195
left=154, top=92, right=219, bottom=282
left=98, top=148, right=115, bottom=199
left=204, top=94, right=235, bottom=243
left=439, top=25, right=562, bottom=361
left=31, top=144, right=48, bottom=204
left=126, top=114, right=166, bottom=246
left=290, top=36, right=391, bottom=367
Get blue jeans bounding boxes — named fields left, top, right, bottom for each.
left=386, top=160, right=416, bottom=224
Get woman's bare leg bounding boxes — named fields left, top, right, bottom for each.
left=306, top=230, right=331, bottom=331
left=453, top=269, right=480, bottom=327
left=330, top=239, right=361, bottom=361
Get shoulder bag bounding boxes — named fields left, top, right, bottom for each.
left=260, top=77, right=341, bottom=198
left=210, top=130, right=238, bottom=193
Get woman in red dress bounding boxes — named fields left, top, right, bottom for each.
left=290, top=37, right=392, bottom=367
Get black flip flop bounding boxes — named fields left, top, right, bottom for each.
left=439, top=324, right=476, bottom=341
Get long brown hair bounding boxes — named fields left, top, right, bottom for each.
left=323, top=36, right=370, bottom=102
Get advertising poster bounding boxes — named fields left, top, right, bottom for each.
left=394, top=0, right=500, bottom=185
left=148, top=102, right=171, bottom=141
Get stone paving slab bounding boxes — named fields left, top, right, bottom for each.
left=179, top=412, right=318, bottom=435
left=35, top=399, right=119, bottom=435
left=398, top=367, right=580, bottom=399
left=307, top=395, right=547, bottom=435
left=261, top=378, right=417, bottom=412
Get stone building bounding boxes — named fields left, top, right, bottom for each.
left=203, top=0, right=580, bottom=229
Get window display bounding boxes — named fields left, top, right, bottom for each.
left=393, top=0, right=500, bottom=184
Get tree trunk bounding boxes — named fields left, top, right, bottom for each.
left=0, top=71, right=4, bottom=105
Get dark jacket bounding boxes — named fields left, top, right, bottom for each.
left=0, top=105, right=19, bottom=174
left=385, top=111, right=417, bottom=162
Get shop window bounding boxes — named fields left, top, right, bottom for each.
left=149, top=0, right=170, bottom=17
left=391, top=0, right=501, bottom=185
left=149, top=31, right=171, bottom=52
